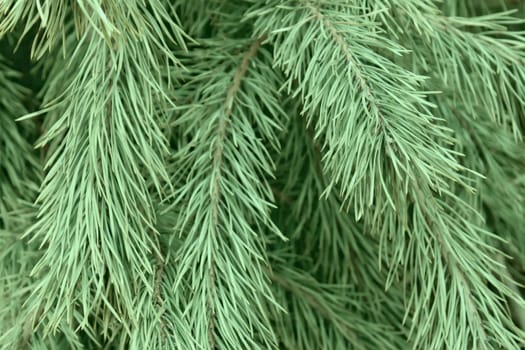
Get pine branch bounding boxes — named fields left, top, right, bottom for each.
left=441, top=0, right=516, bottom=16
left=437, top=95, right=525, bottom=333
left=251, top=0, right=472, bottom=216
left=0, top=1, right=187, bottom=59
left=269, top=268, right=365, bottom=350
left=125, top=262, right=195, bottom=350
left=380, top=0, right=525, bottom=137
left=273, top=114, right=373, bottom=284
left=441, top=97, right=525, bottom=240
left=266, top=262, right=408, bottom=350
left=166, top=35, right=285, bottom=349
left=1, top=0, right=525, bottom=348
left=0, top=54, right=42, bottom=349
left=252, top=1, right=525, bottom=348
left=269, top=114, right=410, bottom=348
left=119, top=206, right=194, bottom=349
left=172, top=0, right=214, bottom=38
left=0, top=56, right=39, bottom=210
left=9, top=2, right=187, bottom=342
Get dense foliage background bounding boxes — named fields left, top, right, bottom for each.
left=1, top=1, right=525, bottom=349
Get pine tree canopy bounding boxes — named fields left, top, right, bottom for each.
left=2, top=0, right=525, bottom=349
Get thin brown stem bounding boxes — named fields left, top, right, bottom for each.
left=206, top=35, right=267, bottom=349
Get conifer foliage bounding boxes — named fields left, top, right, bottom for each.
left=1, top=0, right=525, bottom=349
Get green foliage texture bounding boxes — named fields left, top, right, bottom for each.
left=1, top=0, right=525, bottom=349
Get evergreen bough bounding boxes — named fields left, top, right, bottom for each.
left=1, top=1, right=525, bottom=349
